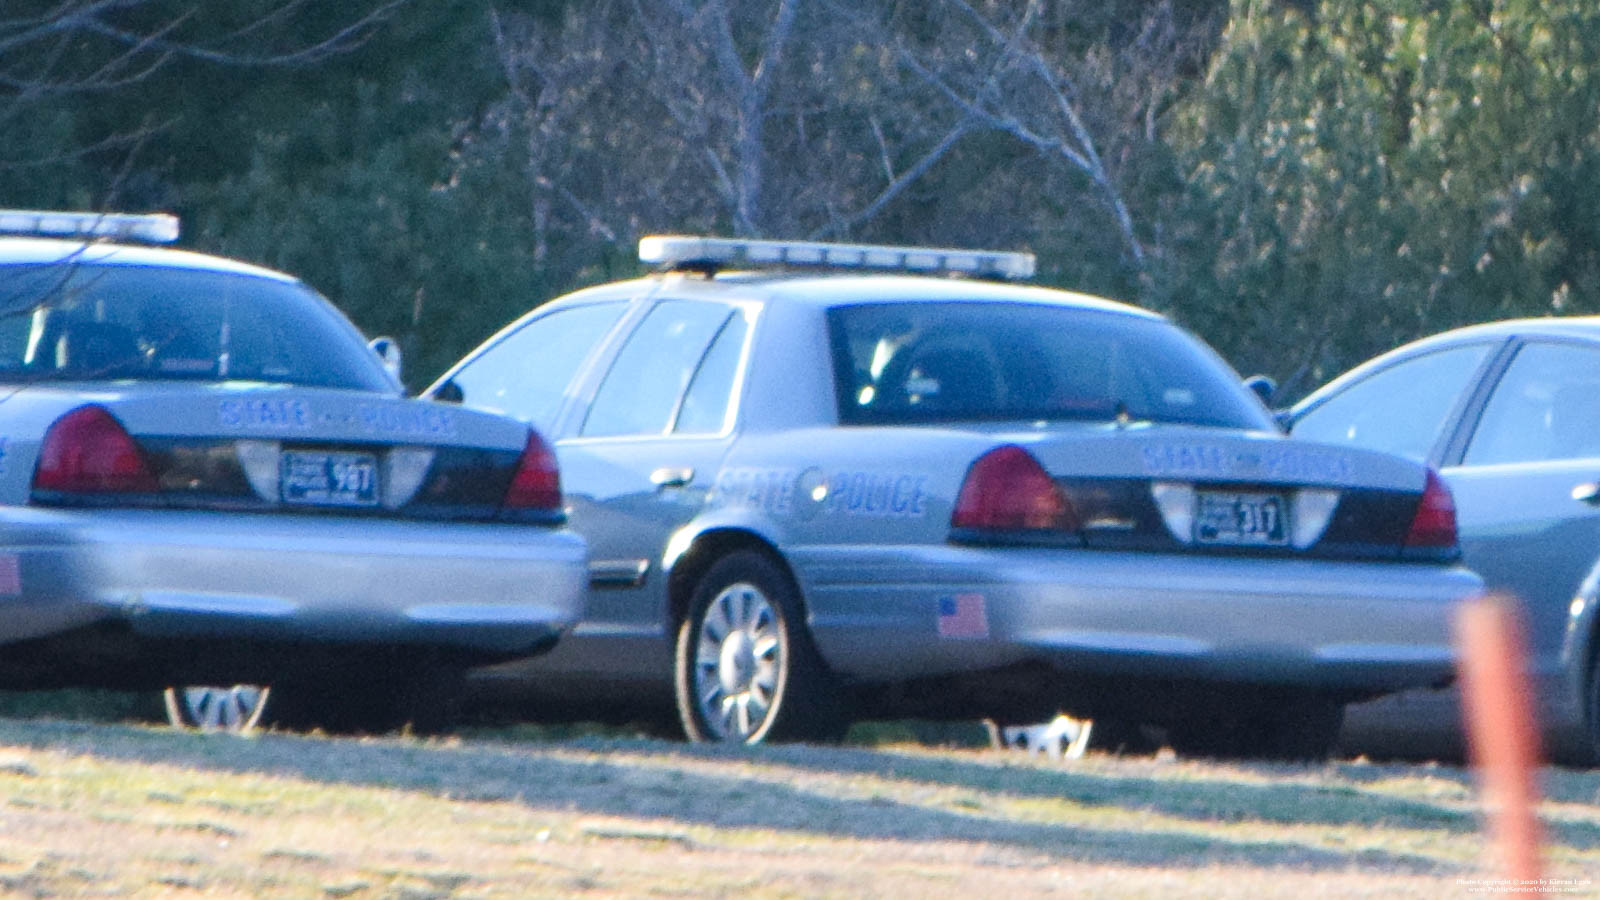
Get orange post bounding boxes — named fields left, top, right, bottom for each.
left=1455, top=593, right=1543, bottom=883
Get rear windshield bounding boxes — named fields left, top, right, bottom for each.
left=0, top=261, right=393, bottom=391
left=827, top=301, right=1271, bottom=430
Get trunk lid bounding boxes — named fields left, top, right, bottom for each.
left=22, top=383, right=549, bottom=523
left=962, top=424, right=1449, bottom=561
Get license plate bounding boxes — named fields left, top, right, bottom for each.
left=1194, top=491, right=1288, bottom=546
left=280, top=450, right=379, bottom=507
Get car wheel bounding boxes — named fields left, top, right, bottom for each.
left=269, top=668, right=467, bottom=735
left=1084, top=716, right=1163, bottom=756
left=991, top=715, right=1097, bottom=760
left=1586, top=652, right=1600, bottom=764
left=163, top=685, right=272, bottom=734
left=674, top=551, right=848, bottom=744
left=1168, top=693, right=1343, bottom=762
left=1251, top=697, right=1344, bottom=761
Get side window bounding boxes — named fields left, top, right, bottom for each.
left=1291, top=343, right=1491, bottom=461
left=1464, top=342, right=1600, bottom=465
left=448, top=302, right=628, bottom=434
left=674, top=312, right=749, bottom=434
left=581, top=300, right=734, bottom=438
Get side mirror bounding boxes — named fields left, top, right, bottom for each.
left=368, top=336, right=402, bottom=383
left=432, top=379, right=464, bottom=404
left=1243, top=374, right=1277, bottom=406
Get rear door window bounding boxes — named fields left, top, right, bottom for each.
left=581, top=299, right=737, bottom=438
left=448, top=301, right=628, bottom=433
left=673, top=311, right=749, bottom=435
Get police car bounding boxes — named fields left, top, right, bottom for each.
left=432, top=235, right=1482, bottom=758
left=0, top=211, right=585, bottom=731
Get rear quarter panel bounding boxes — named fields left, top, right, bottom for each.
left=708, top=425, right=998, bottom=672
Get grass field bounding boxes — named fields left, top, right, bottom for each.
left=0, top=715, right=1596, bottom=898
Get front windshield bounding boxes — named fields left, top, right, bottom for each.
left=0, top=260, right=392, bottom=391
left=827, top=301, right=1272, bottom=430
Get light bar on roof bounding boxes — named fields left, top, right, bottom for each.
left=0, top=210, right=180, bottom=244
left=639, top=235, right=1036, bottom=280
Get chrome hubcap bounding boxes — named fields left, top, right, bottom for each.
left=173, top=685, right=269, bottom=733
left=694, top=582, right=781, bottom=741
left=718, top=630, right=756, bottom=694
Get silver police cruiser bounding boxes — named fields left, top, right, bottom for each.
left=433, top=235, right=1482, bottom=758
left=0, top=211, right=585, bottom=731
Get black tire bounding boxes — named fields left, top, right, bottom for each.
left=1585, top=652, right=1600, bottom=765
left=674, top=551, right=849, bottom=744
left=269, top=667, right=468, bottom=736
left=1085, top=716, right=1163, bottom=757
left=1168, top=693, right=1343, bottom=762
left=1252, top=696, right=1345, bottom=762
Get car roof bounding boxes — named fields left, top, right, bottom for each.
left=1291, top=314, right=1600, bottom=413
left=552, top=269, right=1164, bottom=320
left=1365, top=314, right=1600, bottom=362
left=0, top=236, right=300, bottom=283
left=1432, top=315, right=1600, bottom=341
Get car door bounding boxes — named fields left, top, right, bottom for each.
left=545, top=298, right=754, bottom=679
left=1441, top=339, right=1600, bottom=673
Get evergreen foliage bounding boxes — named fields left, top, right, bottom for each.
left=6, top=0, right=1600, bottom=393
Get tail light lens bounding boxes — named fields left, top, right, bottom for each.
left=1404, top=468, right=1458, bottom=549
left=33, top=405, right=159, bottom=495
left=502, top=429, right=562, bottom=513
left=952, top=444, right=1077, bottom=534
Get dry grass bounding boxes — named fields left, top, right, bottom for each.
left=0, top=717, right=1595, bottom=898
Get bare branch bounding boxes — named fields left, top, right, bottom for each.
left=66, top=1, right=405, bottom=68
left=810, top=116, right=975, bottom=240
left=846, top=0, right=1147, bottom=265
left=0, top=0, right=405, bottom=101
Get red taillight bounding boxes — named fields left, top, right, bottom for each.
left=1404, top=468, right=1457, bottom=548
left=503, top=429, right=562, bottom=512
left=952, top=444, right=1076, bottom=532
left=33, top=405, right=158, bottom=495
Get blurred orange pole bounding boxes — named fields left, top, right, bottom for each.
left=1455, top=593, right=1543, bottom=883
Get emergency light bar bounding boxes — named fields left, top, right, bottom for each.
left=0, top=210, right=180, bottom=244
left=639, top=235, right=1036, bottom=280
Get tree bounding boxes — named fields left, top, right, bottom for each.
left=854, top=0, right=1223, bottom=296
left=475, top=0, right=1218, bottom=303
left=1167, top=0, right=1600, bottom=395
left=478, top=0, right=983, bottom=249
left=0, top=1, right=403, bottom=199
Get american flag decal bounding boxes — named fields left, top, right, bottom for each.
left=0, top=554, right=20, bottom=596
left=937, top=593, right=988, bottom=639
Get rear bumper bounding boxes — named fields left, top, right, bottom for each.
left=798, top=544, right=1480, bottom=693
left=0, top=507, right=587, bottom=673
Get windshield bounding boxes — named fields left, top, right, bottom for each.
left=0, top=260, right=393, bottom=391
left=827, top=301, right=1272, bottom=430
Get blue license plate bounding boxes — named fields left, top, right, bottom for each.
left=280, top=450, right=379, bottom=507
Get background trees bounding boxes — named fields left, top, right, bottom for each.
left=7, top=0, right=1600, bottom=394
left=1166, top=0, right=1600, bottom=395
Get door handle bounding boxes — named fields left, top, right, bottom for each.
left=650, top=466, right=695, bottom=489
left=1573, top=482, right=1600, bottom=506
